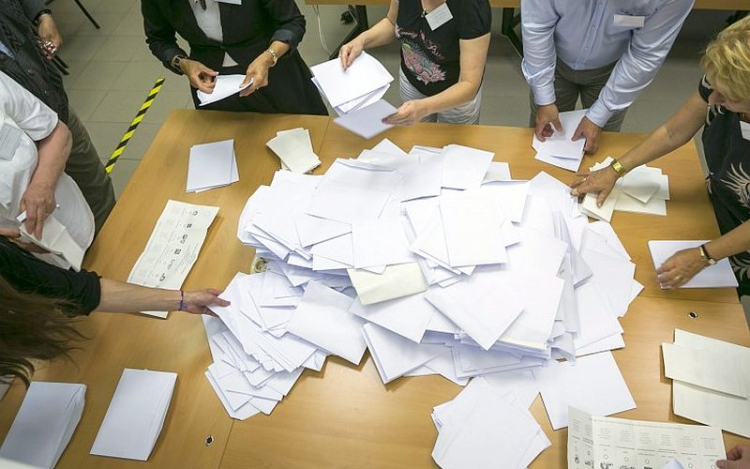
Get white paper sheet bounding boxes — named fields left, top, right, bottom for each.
left=662, top=342, right=746, bottom=398
left=441, top=144, right=494, bottom=190
left=196, top=74, right=252, bottom=106
left=311, top=52, right=393, bottom=108
left=333, top=100, right=397, bottom=139
left=186, top=139, right=237, bottom=192
left=348, top=262, right=428, bottom=306
left=648, top=240, right=738, bottom=288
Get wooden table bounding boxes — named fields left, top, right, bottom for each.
left=0, top=110, right=748, bottom=469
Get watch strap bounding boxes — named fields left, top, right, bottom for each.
left=699, top=244, right=717, bottom=266
left=610, top=158, right=627, bottom=178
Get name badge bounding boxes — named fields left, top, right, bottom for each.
left=425, top=3, right=453, bottom=31
left=614, top=14, right=645, bottom=28
left=216, top=0, right=241, bottom=4
left=741, top=121, right=750, bottom=141
left=0, top=122, right=22, bottom=161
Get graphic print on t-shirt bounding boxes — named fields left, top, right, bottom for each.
left=397, top=26, right=447, bottom=86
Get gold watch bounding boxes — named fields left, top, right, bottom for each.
left=266, top=48, right=278, bottom=67
left=699, top=244, right=717, bottom=266
left=610, top=158, right=627, bottom=177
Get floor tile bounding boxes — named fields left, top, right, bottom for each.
left=66, top=89, right=107, bottom=120
left=89, top=90, right=151, bottom=123
left=68, top=60, right=129, bottom=91
left=92, top=34, right=141, bottom=62
left=84, top=121, right=131, bottom=161
left=74, top=13, right=126, bottom=36
left=58, top=34, right=107, bottom=62
left=111, top=61, right=171, bottom=91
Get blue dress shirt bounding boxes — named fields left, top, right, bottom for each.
left=521, top=0, right=694, bottom=127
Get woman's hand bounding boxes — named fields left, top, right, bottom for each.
left=383, top=100, right=430, bottom=126
left=339, top=37, right=365, bottom=71
left=718, top=445, right=750, bottom=469
left=180, top=289, right=230, bottom=316
left=0, top=227, right=48, bottom=253
left=570, top=166, right=619, bottom=207
left=20, top=182, right=56, bottom=239
left=656, top=248, right=705, bottom=289
left=239, top=52, right=273, bottom=97
left=180, top=59, right=218, bottom=94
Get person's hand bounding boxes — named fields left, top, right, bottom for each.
left=0, top=227, right=48, bottom=253
left=383, top=100, right=429, bottom=126
left=339, top=37, right=364, bottom=71
left=36, top=14, right=62, bottom=58
left=180, top=289, right=230, bottom=316
left=20, top=182, right=56, bottom=240
left=570, top=166, right=619, bottom=207
left=535, top=104, right=562, bottom=141
left=179, top=59, right=218, bottom=94
left=239, top=52, right=273, bottom=97
left=572, top=116, right=602, bottom=154
left=718, top=445, right=750, bottom=469
left=656, top=247, right=705, bottom=289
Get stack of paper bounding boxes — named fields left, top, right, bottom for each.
left=196, top=74, right=252, bottom=106
left=568, top=407, right=726, bottom=469
left=431, top=377, right=550, bottom=469
left=90, top=369, right=176, bottom=461
left=664, top=330, right=750, bottom=437
left=128, top=200, right=219, bottom=318
left=186, top=139, right=239, bottom=193
left=266, top=128, right=321, bottom=173
left=580, top=157, right=670, bottom=222
left=0, top=382, right=85, bottom=468
left=533, top=109, right=587, bottom=172
left=648, top=240, right=738, bottom=288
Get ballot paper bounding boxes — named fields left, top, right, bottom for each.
left=91, top=369, right=176, bottom=461
left=18, top=215, right=85, bottom=271
left=196, top=74, right=252, bottom=106
left=669, top=330, right=750, bottom=437
left=128, top=200, right=219, bottom=318
left=311, top=52, right=394, bottom=108
left=648, top=240, right=738, bottom=288
left=533, top=109, right=587, bottom=171
left=186, top=139, right=238, bottom=192
left=533, top=352, right=636, bottom=430
left=441, top=144, right=494, bottom=190
left=568, top=407, right=726, bottom=469
left=0, top=382, right=85, bottom=469
left=662, top=342, right=746, bottom=398
left=333, top=100, right=397, bottom=139
left=266, top=128, right=321, bottom=173
left=348, top=262, right=428, bottom=305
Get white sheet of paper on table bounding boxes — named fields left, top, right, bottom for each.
left=196, top=74, right=252, bottom=106
left=363, top=323, right=444, bottom=384
left=648, top=240, right=738, bottom=288
left=440, top=193, right=507, bottom=267
left=186, top=139, right=236, bottom=192
left=534, top=151, right=582, bottom=172
left=662, top=342, right=746, bottom=398
left=348, top=262, right=428, bottom=306
left=333, top=100, right=397, bottom=139
left=90, top=369, right=177, bottom=461
left=349, top=289, right=434, bottom=343
left=266, top=129, right=321, bottom=174
left=532, top=109, right=587, bottom=159
left=0, top=382, right=86, bottom=469
left=580, top=190, right=618, bottom=222
left=440, top=144, right=494, bottom=190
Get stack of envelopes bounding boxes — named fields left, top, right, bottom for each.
left=533, top=109, right=588, bottom=172
left=266, top=128, right=321, bottom=173
left=206, top=136, right=643, bottom=462
left=186, top=139, right=239, bottom=193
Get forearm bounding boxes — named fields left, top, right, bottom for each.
left=268, top=40, right=291, bottom=60
left=420, top=80, right=480, bottom=115
left=96, top=278, right=181, bottom=313
left=705, top=222, right=750, bottom=262
left=32, top=122, right=71, bottom=193
left=359, top=18, right=397, bottom=49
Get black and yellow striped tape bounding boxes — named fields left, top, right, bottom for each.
left=105, top=77, right=165, bottom=174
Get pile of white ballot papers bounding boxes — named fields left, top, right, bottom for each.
left=128, top=200, right=219, bottom=318
left=186, top=139, right=239, bottom=193
left=649, top=240, right=738, bottom=288
left=533, top=109, right=588, bottom=172
left=568, top=407, right=725, bottom=469
left=90, top=369, right=176, bottom=461
left=206, top=135, right=643, bottom=444
left=664, top=330, right=750, bottom=438
left=266, top=128, right=321, bottom=173
left=580, top=157, right=670, bottom=222
left=0, top=382, right=85, bottom=468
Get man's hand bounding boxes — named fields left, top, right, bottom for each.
left=572, top=116, right=602, bottom=154
left=535, top=104, right=562, bottom=141
left=181, top=289, right=231, bottom=316
left=37, top=14, right=62, bottom=58
left=718, top=445, right=750, bottom=469
left=20, top=182, right=56, bottom=240
left=180, top=59, right=218, bottom=94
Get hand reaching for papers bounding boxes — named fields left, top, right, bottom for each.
left=572, top=116, right=602, bottom=154
left=21, top=181, right=56, bottom=239
left=180, top=289, right=230, bottom=316
left=383, top=100, right=429, bottom=126
left=339, top=38, right=365, bottom=71
left=655, top=247, right=706, bottom=289
left=570, top=166, right=619, bottom=207
left=718, top=445, right=750, bottom=469
left=535, top=104, right=562, bottom=141
left=179, top=59, right=218, bottom=94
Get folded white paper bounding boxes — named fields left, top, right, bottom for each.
left=196, top=74, right=252, bottom=106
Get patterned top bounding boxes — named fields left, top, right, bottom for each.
left=395, top=0, right=490, bottom=96
left=699, top=76, right=750, bottom=295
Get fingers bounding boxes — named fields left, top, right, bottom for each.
left=569, top=172, right=591, bottom=189
left=339, top=46, right=352, bottom=70
left=534, top=121, right=549, bottom=141
left=717, top=459, right=740, bottom=469
left=595, top=187, right=611, bottom=208
left=656, top=257, right=675, bottom=275
left=0, top=227, right=20, bottom=238
left=551, top=117, right=563, bottom=133
left=34, top=204, right=46, bottom=239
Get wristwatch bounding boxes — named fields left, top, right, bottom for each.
left=171, top=54, right=187, bottom=72
left=609, top=158, right=627, bottom=178
left=266, top=48, right=278, bottom=67
left=699, top=244, right=717, bottom=266
left=33, top=9, right=52, bottom=26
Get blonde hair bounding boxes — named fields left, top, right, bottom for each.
left=702, top=16, right=750, bottom=103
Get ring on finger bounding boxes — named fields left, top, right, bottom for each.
left=674, top=275, right=682, bottom=282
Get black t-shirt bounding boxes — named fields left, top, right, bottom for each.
left=396, top=0, right=491, bottom=96
left=0, top=237, right=101, bottom=315
left=699, top=76, right=750, bottom=295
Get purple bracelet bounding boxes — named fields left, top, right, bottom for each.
left=179, top=290, right=185, bottom=311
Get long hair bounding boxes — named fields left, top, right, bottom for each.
left=0, top=275, right=83, bottom=386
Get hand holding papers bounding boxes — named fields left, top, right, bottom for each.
left=333, top=100, right=397, bottom=139
left=533, top=109, right=587, bottom=172
left=0, top=382, right=85, bottom=468
left=186, top=139, right=239, bottom=193
left=311, top=52, right=393, bottom=109
left=91, top=369, right=176, bottom=461
left=648, top=240, right=738, bottom=288
left=196, top=74, right=252, bottom=106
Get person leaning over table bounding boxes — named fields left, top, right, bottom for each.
left=0, top=0, right=116, bottom=235
left=141, top=0, right=327, bottom=115
left=339, top=0, right=491, bottom=125
left=0, top=234, right=230, bottom=387
left=570, top=17, right=750, bottom=293
left=522, top=0, right=694, bottom=154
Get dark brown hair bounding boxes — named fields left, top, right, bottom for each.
left=0, top=276, right=83, bottom=386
